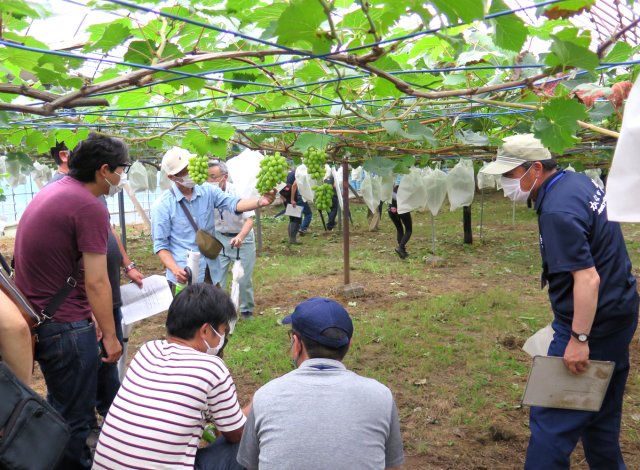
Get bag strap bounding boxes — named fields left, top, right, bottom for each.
left=171, top=189, right=199, bottom=232
left=0, top=252, right=79, bottom=324
left=41, top=260, right=79, bottom=320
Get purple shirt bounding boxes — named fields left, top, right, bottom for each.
left=14, top=177, right=109, bottom=322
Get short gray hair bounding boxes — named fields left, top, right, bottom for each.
left=208, top=159, right=228, bottom=175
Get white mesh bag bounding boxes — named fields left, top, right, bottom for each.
left=446, top=159, right=475, bottom=211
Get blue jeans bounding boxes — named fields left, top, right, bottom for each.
left=300, top=199, right=312, bottom=232
left=212, top=233, right=256, bottom=314
left=195, top=437, right=245, bottom=470
left=96, top=308, right=123, bottom=418
left=35, top=319, right=99, bottom=470
left=525, top=316, right=638, bottom=470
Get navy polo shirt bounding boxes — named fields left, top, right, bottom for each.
left=535, top=171, right=638, bottom=337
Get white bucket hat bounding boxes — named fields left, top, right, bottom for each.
left=161, top=147, right=195, bottom=175
left=481, top=134, right=552, bottom=175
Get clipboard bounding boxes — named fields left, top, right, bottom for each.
left=285, top=204, right=303, bottom=217
left=521, top=356, right=614, bottom=412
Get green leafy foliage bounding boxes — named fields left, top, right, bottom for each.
left=0, top=0, right=630, bottom=167
left=533, top=98, right=587, bottom=153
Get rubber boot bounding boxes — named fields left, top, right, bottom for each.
left=289, top=221, right=302, bottom=245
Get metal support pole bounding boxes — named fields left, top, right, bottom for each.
left=342, top=160, right=350, bottom=286
left=118, top=189, right=127, bottom=251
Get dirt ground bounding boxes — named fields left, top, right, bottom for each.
left=5, top=195, right=640, bottom=470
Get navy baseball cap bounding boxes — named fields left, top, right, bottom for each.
left=282, top=297, right=353, bottom=348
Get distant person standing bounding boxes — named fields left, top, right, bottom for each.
left=50, top=141, right=70, bottom=183
left=280, top=170, right=312, bottom=244
left=388, top=185, right=412, bottom=259
left=14, top=133, right=127, bottom=469
left=208, top=160, right=256, bottom=321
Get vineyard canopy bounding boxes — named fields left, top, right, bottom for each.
left=0, top=0, right=639, bottom=173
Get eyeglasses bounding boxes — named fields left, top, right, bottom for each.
left=112, top=163, right=132, bottom=174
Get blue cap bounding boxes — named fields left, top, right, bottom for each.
left=282, top=297, right=353, bottom=348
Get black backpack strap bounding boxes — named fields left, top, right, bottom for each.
left=171, top=189, right=199, bottom=232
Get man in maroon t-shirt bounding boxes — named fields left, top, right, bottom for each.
left=14, top=133, right=129, bottom=470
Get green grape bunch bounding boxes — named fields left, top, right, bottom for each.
left=313, top=183, right=334, bottom=212
left=256, top=152, right=288, bottom=194
left=187, top=155, right=210, bottom=185
left=304, top=147, right=327, bottom=180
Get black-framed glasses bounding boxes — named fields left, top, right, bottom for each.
left=112, top=163, right=132, bottom=174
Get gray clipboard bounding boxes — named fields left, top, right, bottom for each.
left=522, top=356, right=615, bottom=412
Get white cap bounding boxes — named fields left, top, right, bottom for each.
left=481, top=134, right=552, bottom=175
left=161, top=147, right=195, bottom=175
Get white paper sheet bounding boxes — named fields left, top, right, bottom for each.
left=120, top=275, right=173, bottom=326
left=522, top=324, right=554, bottom=357
left=285, top=204, right=303, bottom=217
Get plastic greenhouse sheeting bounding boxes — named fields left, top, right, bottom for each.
left=446, top=159, right=475, bottom=211
left=397, top=167, right=427, bottom=214
left=423, top=167, right=448, bottom=216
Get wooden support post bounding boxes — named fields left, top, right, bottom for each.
left=463, top=205, right=473, bottom=244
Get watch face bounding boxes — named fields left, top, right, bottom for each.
left=578, top=334, right=588, bottom=342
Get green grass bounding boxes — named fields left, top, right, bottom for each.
left=120, top=191, right=640, bottom=468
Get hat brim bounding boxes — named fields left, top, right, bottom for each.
left=168, top=160, right=189, bottom=176
left=282, top=314, right=293, bottom=325
left=480, top=160, right=521, bottom=175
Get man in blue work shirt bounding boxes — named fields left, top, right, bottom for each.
left=152, top=147, right=274, bottom=292
left=482, top=134, right=639, bottom=469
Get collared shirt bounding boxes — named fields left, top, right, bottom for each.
left=535, top=170, right=638, bottom=336
left=151, top=182, right=240, bottom=283
left=214, top=182, right=254, bottom=234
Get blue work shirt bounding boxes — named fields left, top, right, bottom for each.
left=151, top=182, right=240, bottom=284
left=535, top=170, right=638, bottom=337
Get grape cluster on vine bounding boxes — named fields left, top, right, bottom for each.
left=313, top=183, right=334, bottom=212
left=256, top=152, right=288, bottom=194
left=187, top=155, right=210, bottom=185
left=304, top=147, right=326, bottom=180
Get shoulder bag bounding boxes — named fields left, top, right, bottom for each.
left=172, top=189, right=223, bottom=259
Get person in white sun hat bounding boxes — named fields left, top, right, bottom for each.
left=482, top=134, right=639, bottom=469
left=152, top=147, right=275, bottom=295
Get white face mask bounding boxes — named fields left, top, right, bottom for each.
left=208, top=181, right=220, bottom=189
left=501, top=167, right=536, bottom=203
left=203, top=324, right=225, bottom=356
left=105, top=171, right=127, bottom=197
left=175, top=175, right=196, bottom=189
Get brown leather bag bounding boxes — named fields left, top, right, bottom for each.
left=0, top=256, right=45, bottom=331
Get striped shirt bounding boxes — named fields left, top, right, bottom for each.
left=93, top=340, right=246, bottom=469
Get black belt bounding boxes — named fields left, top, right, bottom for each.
left=219, top=232, right=239, bottom=237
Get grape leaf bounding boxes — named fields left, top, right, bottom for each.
left=533, top=98, right=587, bottom=153
left=431, top=0, right=485, bottom=24
left=545, top=36, right=599, bottom=72
left=275, top=0, right=332, bottom=54
left=490, top=0, right=528, bottom=52
left=604, top=42, right=633, bottom=63
left=363, top=156, right=397, bottom=177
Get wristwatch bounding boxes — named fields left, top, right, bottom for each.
left=571, top=330, right=590, bottom=343
left=124, top=262, right=137, bottom=273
